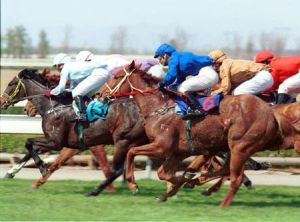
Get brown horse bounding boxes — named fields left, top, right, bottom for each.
left=100, top=61, right=300, bottom=207
left=21, top=91, right=114, bottom=191
left=0, top=69, right=148, bottom=195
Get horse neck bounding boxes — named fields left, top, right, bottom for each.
left=23, top=79, right=61, bottom=116
left=130, top=73, right=173, bottom=117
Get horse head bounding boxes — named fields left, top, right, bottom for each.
left=0, top=69, right=48, bottom=109
left=24, top=100, right=38, bottom=117
left=97, top=60, right=162, bottom=98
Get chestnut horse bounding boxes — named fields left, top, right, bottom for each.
left=100, top=61, right=300, bottom=207
left=0, top=69, right=148, bottom=194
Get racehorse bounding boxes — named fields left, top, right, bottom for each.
left=0, top=69, right=148, bottom=194
left=3, top=73, right=115, bottom=191
left=100, top=61, right=300, bottom=207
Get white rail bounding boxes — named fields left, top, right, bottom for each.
left=0, top=115, right=43, bottom=134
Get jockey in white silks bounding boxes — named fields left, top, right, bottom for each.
left=46, top=53, right=107, bottom=121
left=72, top=51, right=166, bottom=120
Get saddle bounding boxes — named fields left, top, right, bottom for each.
left=175, top=93, right=223, bottom=117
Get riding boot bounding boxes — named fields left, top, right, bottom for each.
left=74, top=96, right=87, bottom=121
left=277, top=93, right=290, bottom=104
left=183, top=92, right=206, bottom=119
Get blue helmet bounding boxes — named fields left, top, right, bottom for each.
left=154, top=43, right=176, bottom=58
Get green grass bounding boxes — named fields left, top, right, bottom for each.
left=0, top=179, right=299, bottom=221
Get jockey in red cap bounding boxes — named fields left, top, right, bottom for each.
left=255, top=50, right=300, bottom=104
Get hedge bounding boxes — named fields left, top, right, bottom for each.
left=0, top=133, right=297, bottom=157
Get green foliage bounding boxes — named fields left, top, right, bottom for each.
left=0, top=134, right=115, bottom=154
left=4, top=25, right=33, bottom=58
left=0, top=107, right=25, bottom=114
left=0, top=179, right=299, bottom=221
left=37, top=29, right=50, bottom=58
left=0, top=134, right=41, bottom=153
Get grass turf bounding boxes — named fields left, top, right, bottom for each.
left=0, top=179, right=299, bottom=221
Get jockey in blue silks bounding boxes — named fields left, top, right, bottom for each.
left=154, top=43, right=219, bottom=118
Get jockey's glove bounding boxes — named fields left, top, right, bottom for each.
left=44, top=89, right=52, bottom=97
left=157, top=82, right=166, bottom=91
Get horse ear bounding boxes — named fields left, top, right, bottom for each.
left=128, top=60, right=135, bottom=72
left=18, top=69, right=28, bottom=78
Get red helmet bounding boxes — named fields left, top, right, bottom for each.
left=255, top=50, right=274, bottom=63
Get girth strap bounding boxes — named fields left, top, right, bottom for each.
left=185, top=120, right=195, bottom=153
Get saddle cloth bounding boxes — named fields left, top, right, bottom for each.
left=86, top=99, right=110, bottom=122
left=175, top=93, right=223, bottom=116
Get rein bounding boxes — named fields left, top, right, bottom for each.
left=106, top=67, right=157, bottom=98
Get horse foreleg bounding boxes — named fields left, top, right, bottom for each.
left=86, top=141, right=130, bottom=196
left=126, top=143, right=165, bottom=194
left=156, top=155, right=188, bottom=201
left=4, top=152, right=31, bottom=178
left=32, top=147, right=79, bottom=188
left=89, top=145, right=116, bottom=192
left=26, top=137, right=61, bottom=176
left=220, top=151, right=248, bottom=208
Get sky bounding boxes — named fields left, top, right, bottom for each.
left=2, top=0, right=300, bottom=52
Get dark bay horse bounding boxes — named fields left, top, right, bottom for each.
left=0, top=69, right=148, bottom=194
left=100, top=61, right=300, bottom=207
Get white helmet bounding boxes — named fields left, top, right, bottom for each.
left=53, top=53, right=71, bottom=67
left=76, top=50, right=94, bottom=62
left=147, top=64, right=166, bottom=79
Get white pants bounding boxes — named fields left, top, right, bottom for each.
left=178, top=66, right=219, bottom=93
left=72, top=68, right=110, bottom=97
left=233, top=70, right=273, bottom=95
left=278, top=71, right=300, bottom=94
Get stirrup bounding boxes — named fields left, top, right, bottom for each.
left=182, top=108, right=205, bottom=120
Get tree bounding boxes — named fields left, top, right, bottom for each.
left=37, top=30, right=50, bottom=58
left=109, top=26, right=128, bottom=54
left=245, top=35, right=255, bottom=59
left=160, top=26, right=190, bottom=51
left=62, top=25, right=72, bottom=53
left=4, top=25, right=30, bottom=58
left=13, top=25, right=28, bottom=58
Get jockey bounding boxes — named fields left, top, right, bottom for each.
left=46, top=53, right=106, bottom=121
left=255, top=50, right=300, bottom=104
left=208, top=49, right=273, bottom=96
left=154, top=43, right=219, bottom=118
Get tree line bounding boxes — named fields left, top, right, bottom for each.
left=1, top=25, right=49, bottom=58
left=1, top=25, right=299, bottom=59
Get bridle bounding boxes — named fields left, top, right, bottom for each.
left=2, top=74, right=47, bottom=106
left=104, top=67, right=157, bottom=99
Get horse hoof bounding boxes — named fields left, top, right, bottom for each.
left=131, top=188, right=139, bottom=195
left=41, top=167, right=48, bottom=177
left=4, top=173, right=14, bottom=179
left=31, top=184, right=39, bottom=189
left=85, top=190, right=99, bottom=197
left=183, top=182, right=195, bottom=189
left=155, top=193, right=168, bottom=202
left=128, top=183, right=139, bottom=195
left=184, top=172, right=197, bottom=180
left=260, top=162, right=272, bottom=170
left=201, top=190, right=212, bottom=196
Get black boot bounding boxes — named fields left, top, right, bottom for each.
left=183, top=93, right=206, bottom=119
left=74, top=96, right=87, bottom=121
left=277, top=93, right=290, bottom=104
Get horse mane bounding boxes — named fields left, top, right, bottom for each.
left=113, top=61, right=161, bottom=86
left=19, top=68, right=49, bottom=86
